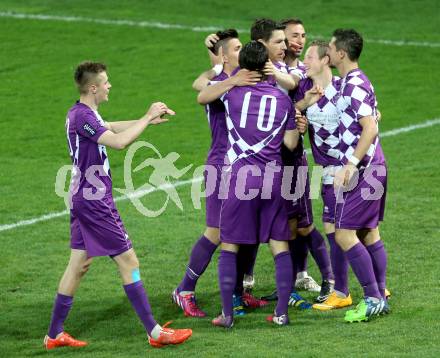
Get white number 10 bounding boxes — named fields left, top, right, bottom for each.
left=239, top=92, right=277, bottom=132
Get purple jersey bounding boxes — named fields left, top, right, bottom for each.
left=66, top=102, right=111, bottom=201
left=337, top=69, right=385, bottom=167
left=205, top=72, right=229, bottom=165
left=221, top=81, right=296, bottom=171
left=295, top=77, right=342, bottom=167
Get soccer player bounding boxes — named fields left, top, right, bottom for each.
left=260, top=18, right=330, bottom=306
left=327, top=29, right=389, bottom=322
left=172, top=29, right=266, bottom=318
left=293, top=40, right=353, bottom=310
left=44, top=61, right=192, bottom=350
left=205, top=41, right=300, bottom=328
left=282, top=18, right=329, bottom=296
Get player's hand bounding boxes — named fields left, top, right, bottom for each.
left=263, top=60, right=276, bottom=76
left=303, top=84, right=324, bottom=108
left=334, top=164, right=358, bottom=188
left=208, top=45, right=224, bottom=67
left=145, top=102, right=175, bottom=124
left=295, top=110, right=308, bottom=134
left=376, top=109, right=382, bottom=122
left=288, top=41, right=302, bottom=53
left=205, top=33, right=219, bottom=49
left=231, top=69, right=261, bottom=86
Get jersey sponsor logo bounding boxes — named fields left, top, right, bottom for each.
left=83, top=122, right=96, bottom=136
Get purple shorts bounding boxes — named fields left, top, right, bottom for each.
left=285, top=153, right=313, bottom=228
left=204, top=164, right=223, bottom=228
left=220, top=173, right=290, bottom=245
left=321, top=183, right=336, bottom=223
left=335, top=165, right=387, bottom=230
left=70, top=195, right=132, bottom=257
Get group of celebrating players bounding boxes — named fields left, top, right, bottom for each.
left=44, top=17, right=389, bottom=350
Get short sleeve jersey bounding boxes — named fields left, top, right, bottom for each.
left=66, top=101, right=111, bottom=201
left=294, top=77, right=342, bottom=167
left=205, top=71, right=229, bottom=165
left=336, top=69, right=385, bottom=167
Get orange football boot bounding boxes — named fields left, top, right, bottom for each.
left=148, top=322, right=192, bottom=348
left=44, top=332, right=87, bottom=350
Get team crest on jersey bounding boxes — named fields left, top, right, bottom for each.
left=83, top=122, right=96, bottom=136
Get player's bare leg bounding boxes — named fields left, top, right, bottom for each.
left=114, top=248, right=192, bottom=347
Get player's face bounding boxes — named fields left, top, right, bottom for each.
left=327, top=38, right=340, bottom=68
left=93, top=72, right=111, bottom=103
left=284, top=24, right=307, bottom=58
left=224, top=38, right=242, bottom=69
left=264, top=30, right=287, bottom=62
left=303, top=46, right=324, bottom=77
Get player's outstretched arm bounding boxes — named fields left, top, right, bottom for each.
left=197, top=69, right=261, bottom=104
left=263, top=61, right=299, bottom=90
left=98, top=102, right=175, bottom=150
left=104, top=120, right=138, bottom=133
left=283, top=129, right=300, bottom=151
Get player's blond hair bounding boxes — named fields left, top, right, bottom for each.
left=309, top=40, right=330, bottom=59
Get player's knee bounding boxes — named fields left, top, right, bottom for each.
left=204, top=227, right=220, bottom=244
left=79, top=258, right=93, bottom=276
left=297, top=224, right=314, bottom=236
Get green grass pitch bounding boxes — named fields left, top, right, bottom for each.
left=0, top=0, right=439, bottom=356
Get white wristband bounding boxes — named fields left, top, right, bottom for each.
left=348, top=155, right=360, bottom=166
left=212, top=64, right=223, bottom=76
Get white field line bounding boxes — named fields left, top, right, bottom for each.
left=1, top=11, right=440, bottom=48
left=1, top=118, right=439, bottom=233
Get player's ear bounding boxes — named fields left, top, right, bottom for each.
left=322, top=55, right=330, bottom=65
left=257, top=39, right=266, bottom=47
left=90, top=84, right=97, bottom=94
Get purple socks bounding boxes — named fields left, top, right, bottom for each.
left=327, top=233, right=349, bottom=295
left=290, top=234, right=309, bottom=275
left=307, top=229, right=334, bottom=281
left=178, top=235, right=218, bottom=292
left=47, top=293, right=73, bottom=339
left=274, top=251, right=293, bottom=316
left=218, top=250, right=237, bottom=317
left=346, top=243, right=381, bottom=299
left=366, top=240, right=387, bottom=299
left=124, top=281, right=157, bottom=336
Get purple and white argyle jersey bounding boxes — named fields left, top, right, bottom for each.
left=220, top=81, right=296, bottom=171
left=336, top=69, right=385, bottom=167
left=205, top=71, right=230, bottom=165
left=294, top=76, right=342, bottom=167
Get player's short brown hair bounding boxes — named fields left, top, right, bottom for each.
left=74, top=61, right=107, bottom=94
left=280, top=18, right=303, bottom=27
left=212, top=29, right=239, bottom=55
left=332, top=29, right=363, bottom=61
